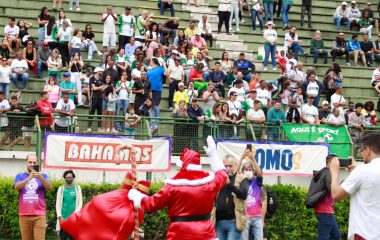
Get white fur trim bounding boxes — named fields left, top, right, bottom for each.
left=210, top=157, right=226, bottom=173
left=128, top=189, right=148, bottom=208
left=176, top=159, right=202, bottom=171
left=176, top=159, right=183, bottom=168
left=165, top=172, right=215, bottom=186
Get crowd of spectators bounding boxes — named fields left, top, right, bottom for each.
left=0, top=1, right=379, bottom=150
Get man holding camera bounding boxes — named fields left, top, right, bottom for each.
left=331, top=133, right=380, bottom=240
left=13, top=154, right=52, bottom=240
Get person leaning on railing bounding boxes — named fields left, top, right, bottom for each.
left=172, top=100, right=189, bottom=152
left=2, top=95, right=24, bottom=151
left=23, top=101, right=42, bottom=151
left=0, top=91, right=10, bottom=149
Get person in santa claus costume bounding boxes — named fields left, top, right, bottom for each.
left=128, top=136, right=228, bottom=240
left=60, top=172, right=150, bottom=240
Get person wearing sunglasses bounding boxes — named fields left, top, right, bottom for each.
left=331, top=32, right=350, bottom=66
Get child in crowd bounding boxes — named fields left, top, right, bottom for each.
left=104, top=85, right=118, bottom=132
left=280, top=80, right=292, bottom=111
left=292, top=86, right=304, bottom=108
left=277, top=49, right=287, bottom=75
left=115, top=71, right=132, bottom=131
left=124, top=106, right=141, bottom=139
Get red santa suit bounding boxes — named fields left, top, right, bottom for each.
left=61, top=173, right=150, bottom=240
left=129, top=137, right=227, bottom=240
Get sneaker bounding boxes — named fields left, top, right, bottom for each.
left=78, top=102, right=83, bottom=106
left=169, top=107, right=173, bottom=110
left=229, top=28, right=233, bottom=32
left=97, top=51, right=102, bottom=56
left=241, top=19, right=246, bottom=23
left=97, top=128, right=103, bottom=132
left=106, top=128, right=110, bottom=132
left=232, top=19, right=235, bottom=23
left=76, top=7, right=80, bottom=11
left=236, top=28, right=240, bottom=32
left=69, top=7, right=72, bottom=11
left=346, top=62, right=351, bottom=66
left=227, top=32, right=232, bottom=35
left=273, top=67, right=277, bottom=71
left=86, top=128, right=92, bottom=133
left=111, top=128, right=117, bottom=133
left=263, top=67, right=268, bottom=71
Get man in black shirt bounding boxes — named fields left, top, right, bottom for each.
left=102, top=60, right=119, bottom=85
left=360, top=33, right=374, bottom=67
left=133, top=71, right=151, bottom=114
left=319, top=100, right=331, bottom=124
left=215, top=154, right=249, bottom=240
left=163, top=17, right=180, bottom=43
left=300, top=0, right=312, bottom=28
left=209, top=62, right=226, bottom=98
left=187, top=99, right=205, bottom=151
left=286, top=99, right=301, bottom=123
left=87, top=67, right=104, bottom=132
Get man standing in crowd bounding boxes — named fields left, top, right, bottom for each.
left=87, top=67, right=104, bottom=132
left=37, top=91, right=53, bottom=133
left=166, top=57, right=184, bottom=110
left=37, top=42, right=51, bottom=79
left=55, top=92, right=76, bottom=133
left=301, top=96, right=320, bottom=125
left=13, top=154, right=52, bottom=240
left=331, top=133, right=380, bottom=240
left=216, top=154, right=249, bottom=240
left=101, top=6, right=118, bottom=53
left=118, top=6, right=136, bottom=50
left=133, top=71, right=151, bottom=114
left=306, top=154, right=341, bottom=240
left=187, top=98, right=205, bottom=151
left=330, top=86, right=347, bottom=118
left=147, top=58, right=166, bottom=107
left=319, top=100, right=331, bottom=124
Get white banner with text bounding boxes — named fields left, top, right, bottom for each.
left=216, top=141, right=329, bottom=176
left=43, top=133, right=171, bottom=172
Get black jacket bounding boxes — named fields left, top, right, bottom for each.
left=305, top=167, right=331, bottom=208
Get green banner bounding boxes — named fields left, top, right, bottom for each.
left=282, top=124, right=352, bottom=157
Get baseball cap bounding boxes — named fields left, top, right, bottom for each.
left=367, top=2, right=372, bottom=5
left=322, top=100, right=329, bottom=105
left=195, top=31, right=202, bottom=36
left=266, top=21, right=275, bottom=26
left=351, top=0, right=356, bottom=4
left=63, top=72, right=71, bottom=77
left=342, top=1, right=347, bottom=5
left=42, top=41, right=48, bottom=47
left=171, top=50, right=179, bottom=55
left=175, top=56, right=181, bottom=61
left=94, top=67, right=104, bottom=73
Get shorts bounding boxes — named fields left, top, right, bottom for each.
left=22, top=126, right=34, bottom=138
left=372, top=80, right=379, bottom=87
left=103, top=32, right=116, bottom=47
left=102, top=99, right=107, bottom=110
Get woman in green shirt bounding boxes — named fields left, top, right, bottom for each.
left=56, top=170, right=83, bottom=240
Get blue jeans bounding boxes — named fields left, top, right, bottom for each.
left=311, top=50, right=328, bottom=64
left=115, top=99, right=129, bottom=131
left=289, top=42, right=305, bottom=60
left=229, top=2, right=240, bottom=29
left=242, top=73, right=252, bottom=81
left=268, top=125, right=280, bottom=141
left=333, top=16, right=349, bottom=30
left=281, top=3, right=292, bottom=25
left=316, top=213, right=340, bottom=240
left=264, top=2, right=274, bottom=22
left=203, top=72, right=210, bottom=81
left=0, top=83, right=10, bottom=99
left=312, top=95, right=320, bottom=107
left=216, top=220, right=242, bottom=240
left=37, top=60, right=47, bottom=78
left=242, top=217, right=263, bottom=240
left=37, top=27, right=45, bottom=49
left=250, top=9, right=263, bottom=31
left=11, top=73, right=29, bottom=89
left=264, top=44, right=277, bottom=68
left=158, top=2, right=175, bottom=16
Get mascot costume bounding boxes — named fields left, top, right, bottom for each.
left=128, top=136, right=228, bottom=240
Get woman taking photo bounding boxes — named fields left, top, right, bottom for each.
left=56, top=170, right=82, bottom=240
left=23, top=39, right=37, bottom=77
left=68, top=52, right=84, bottom=105
left=43, top=76, right=60, bottom=108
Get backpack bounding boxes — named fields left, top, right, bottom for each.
left=265, top=186, right=278, bottom=218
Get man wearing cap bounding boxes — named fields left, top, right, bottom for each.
left=198, top=15, right=213, bottom=47
left=319, top=100, right=331, bottom=124
left=330, top=86, right=347, bottom=118
left=333, top=2, right=349, bottom=30
left=184, top=20, right=199, bottom=38
left=347, top=1, right=361, bottom=31
left=87, top=67, right=104, bottom=132
left=286, top=99, right=301, bottom=123
left=37, top=91, right=53, bottom=132
left=191, top=31, right=208, bottom=54
left=10, top=51, right=29, bottom=89
left=118, top=7, right=136, bottom=50
left=37, top=42, right=51, bottom=79
left=234, top=53, right=255, bottom=81
left=301, top=96, right=320, bottom=125
left=310, top=30, right=328, bottom=64
left=166, top=57, right=184, bottom=109
left=60, top=72, right=77, bottom=102
left=326, top=107, right=346, bottom=127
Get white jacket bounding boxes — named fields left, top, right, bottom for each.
left=334, top=6, right=349, bottom=17
left=198, top=21, right=212, bottom=34
left=55, top=184, right=83, bottom=231
left=347, top=6, right=361, bottom=19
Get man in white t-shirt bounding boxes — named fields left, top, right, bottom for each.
left=227, top=91, right=242, bottom=120
left=4, top=16, right=20, bottom=52
left=245, top=89, right=258, bottom=108
left=228, top=79, right=246, bottom=103
left=301, top=96, right=320, bottom=125
left=330, top=133, right=380, bottom=240
left=246, top=100, right=266, bottom=123
left=118, top=6, right=136, bottom=50
left=10, top=51, right=29, bottom=89
left=326, top=107, right=345, bottom=127
left=256, top=80, right=271, bottom=111
left=0, top=91, right=10, bottom=133
left=288, top=62, right=305, bottom=91
left=54, top=93, right=76, bottom=132
left=101, top=6, right=118, bottom=53
left=330, top=86, right=347, bottom=117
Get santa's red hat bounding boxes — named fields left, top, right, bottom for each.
left=176, top=148, right=202, bottom=171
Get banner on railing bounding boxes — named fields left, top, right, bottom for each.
left=282, top=124, right=351, bottom=157
left=216, top=141, right=329, bottom=176
left=43, top=133, right=171, bottom=172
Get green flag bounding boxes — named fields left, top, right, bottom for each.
left=282, top=124, right=352, bottom=157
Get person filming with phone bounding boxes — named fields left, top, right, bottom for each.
left=13, top=154, right=52, bottom=240
left=330, top=133, right=380, bottom=240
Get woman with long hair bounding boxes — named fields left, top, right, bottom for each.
left=47, top=48, right=62, bottom=84
left=43, top=76, right=60, bottom=108
left=145, top=22, right=160, bottom=45
left=139, top=97, right=160, bottom=135
left=82, top=24, right=102, bottom=60
left=174, top=29, right=186, bottom=47
left=45, top=16, right=58, bottom=50
left=23, top=39, right=37, bottom=77
left=68, top=52, right=84, bottom=105
left=57, top=20, right=73, bottom=68
left=189, top=63, right=208, bottom=93
left=172, top=99, right=189, bottom=152
left=37, top=7, right=49, bottom=47
left=324, top=62, right=343, bottom=102
left=101, top=75, right=112, bottom=131
left=220, top=51, right=232, bottom=74
left=17, top=20, right=34, bottom=47
left=57, top=10, right=72, bottom=29
left=104, top=85, right=118, bottom=132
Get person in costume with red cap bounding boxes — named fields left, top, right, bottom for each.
left=60, top=172, right=150, bottom=240
left=128, top=136, right=228, bottom=240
